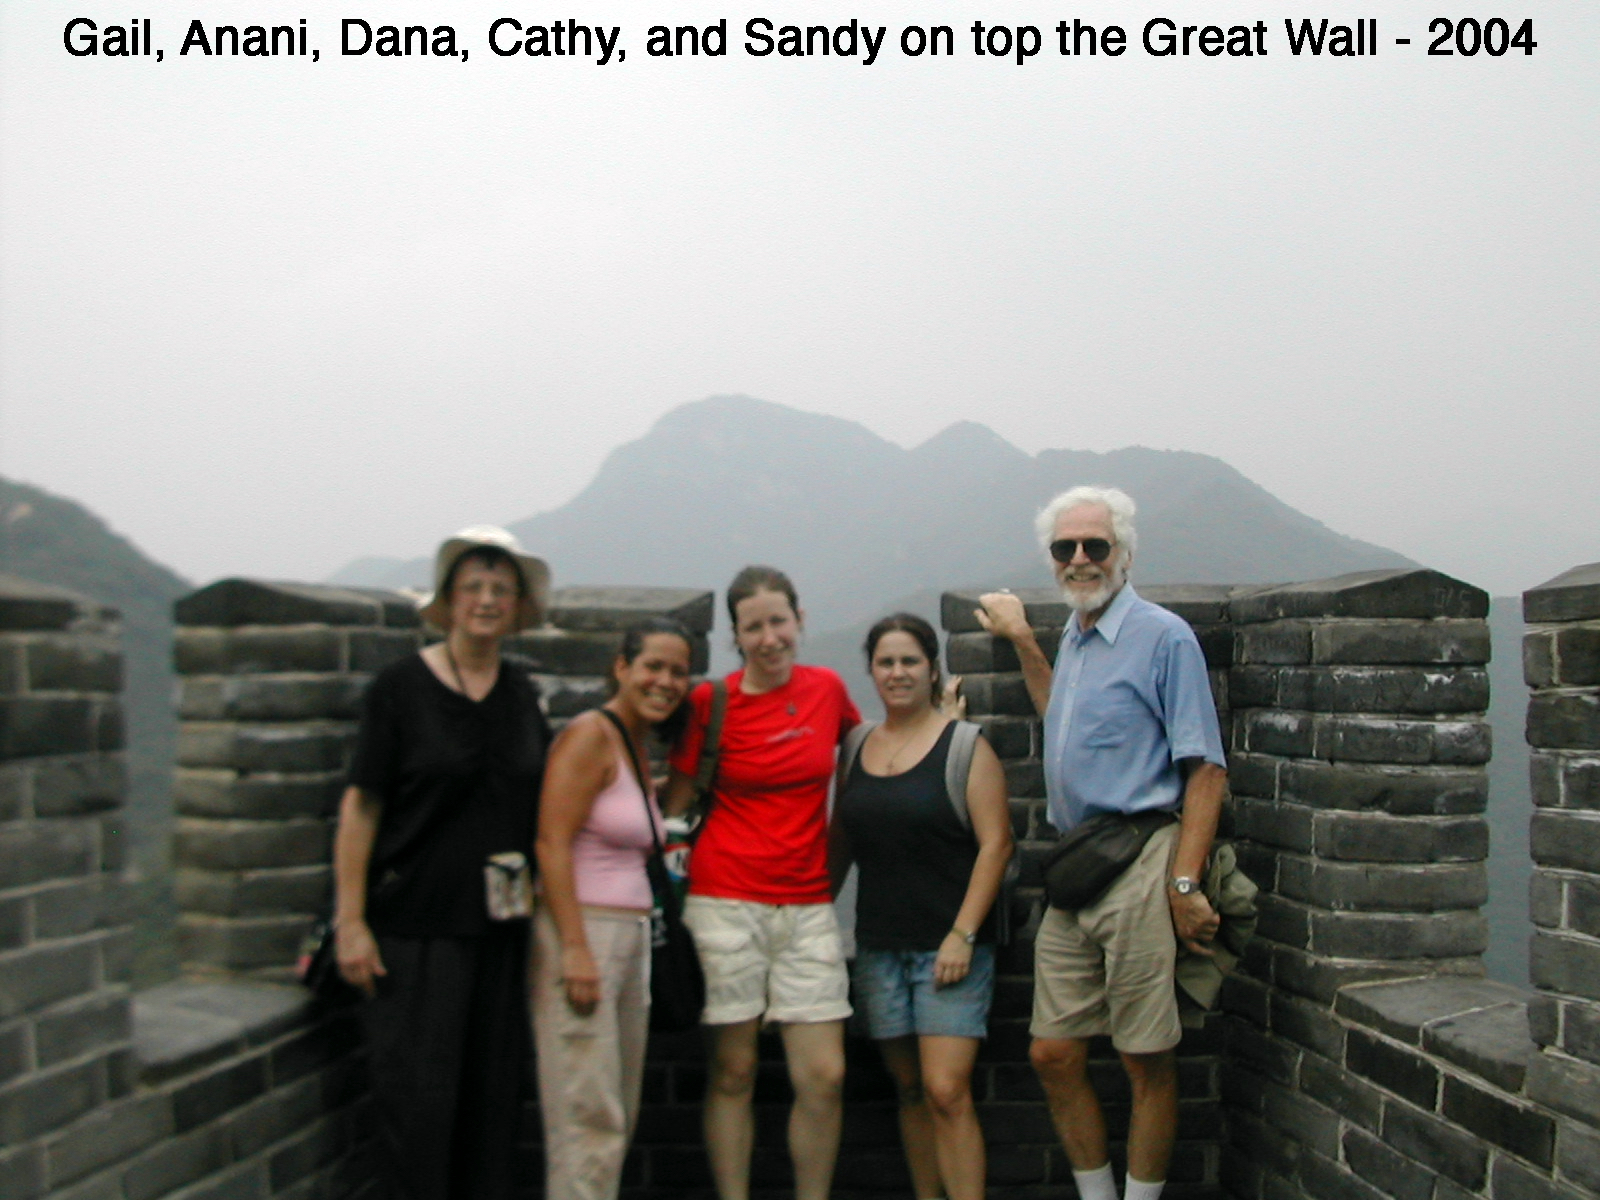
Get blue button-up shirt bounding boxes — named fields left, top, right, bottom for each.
left=1043, top=583, right=1227, bottom=833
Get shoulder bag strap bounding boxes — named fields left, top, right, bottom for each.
left=835, top=721, right=878, bottom=795
left=691, top=679, right=729, bottom=814
left=596, top=707, right=689, bottom=930
left=596, top=708, right=665, bottom=858
left=943, top=720, right=982, bottom=831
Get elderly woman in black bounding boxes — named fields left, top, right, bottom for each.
left=334, top=526, right=551, bottom=1200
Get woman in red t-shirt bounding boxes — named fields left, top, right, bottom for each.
left=665, top=565, right=861, bottom=1200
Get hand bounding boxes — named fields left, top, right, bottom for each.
left=934, top=932, right=974, bottom=988
left=1169, top=889, right=1220, bottom=956
left=975, top=591, right=1031, bottom=643
left=561, top=945, right=601, bottom=1016
left=336, top=919, right=387, bottom=997
left=938, top=675, right=968, bottom=720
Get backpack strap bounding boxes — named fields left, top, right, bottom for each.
left=691, top=679, right=729, bottom=812
left=941, top=721, right=1022, bottom=944
left=943, top=720, right=983, bottom=831
left=835, top=721, right=877, bottom=795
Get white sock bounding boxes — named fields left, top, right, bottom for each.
left=1072, top=1164, right=1117, bottom=1200
left=1124, top=1176, right=1166, bottom=1200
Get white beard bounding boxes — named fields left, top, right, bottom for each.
left=1059, top=561, right=1126, bottom=614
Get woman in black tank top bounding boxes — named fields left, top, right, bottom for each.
left=831, top=614, right=1013, bottom=1200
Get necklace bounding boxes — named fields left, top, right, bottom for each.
left=444, top=640, right=495, bottom=700
left=878, top=711, right=939, bottom=772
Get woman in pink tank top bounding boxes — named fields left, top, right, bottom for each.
left=532, top=617, right=694, bottom=1200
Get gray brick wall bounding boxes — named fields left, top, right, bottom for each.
left=1222, top=567, right=1598, bottom=1200
left=170, top=580, right=428, bottom=981
left=1524, top=563, right=1600, bottom=1065
left=16, top=563, right=1600, bottom=1199
left=1222, top=571, right=1493, bottom=1003
left=0, top=575, right=136, bottom=1196
left=1520, top=563, right=1600, bottom=1190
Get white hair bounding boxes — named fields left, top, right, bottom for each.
left=1034, top=486, right=1139, bottom=558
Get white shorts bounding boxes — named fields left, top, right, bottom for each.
left=683, top=897, right=852, bottom=1026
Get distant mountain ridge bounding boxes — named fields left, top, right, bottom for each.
left=336, top=395, right=1414, bottom=634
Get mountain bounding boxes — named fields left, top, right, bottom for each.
left=0, top=477, right=190, bottom=983
left=336, top=395, right=1415, bottom=635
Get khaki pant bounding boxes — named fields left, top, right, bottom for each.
left=531, top=907, right=651, bottom=1200
left=1031, top=823, right=1182, bottom=1054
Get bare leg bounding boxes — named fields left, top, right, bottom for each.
left=1029, top=1036, right=1107, bottom=1169
left=779, top=1020, right=847, bottom=1200
left=704, top=1019, right=762, bottom=1200
left=919, top=1036, right=985, bottom=1200
left=876, top=1036, right=942, bottom=1199
left=1122, top=1049, right=1178, bottom=1184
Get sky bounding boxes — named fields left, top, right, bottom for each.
left=1, top=2, right=1595, bottom=599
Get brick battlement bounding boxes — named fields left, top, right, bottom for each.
left=1, top=566, right=1596, bottom=1199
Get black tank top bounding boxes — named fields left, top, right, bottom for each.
left=835, top=722, right=993, bottom=951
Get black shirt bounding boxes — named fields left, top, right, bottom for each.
left=350, top=653, right=549, bottom=937
left=835, top=722, right=995, bottom=951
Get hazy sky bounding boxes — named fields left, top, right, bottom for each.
left=2, top=2, right=1594, bottom=599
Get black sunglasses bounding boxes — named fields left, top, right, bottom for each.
left=1049, top=538, right=1115, bottom=564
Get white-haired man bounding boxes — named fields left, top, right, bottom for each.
left=976, top=486, right=1227, bottom=1200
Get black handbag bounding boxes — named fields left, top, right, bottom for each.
left=599, top=709, right=706, bottom=1032
left=1041, top=810, right=1178, bottom=911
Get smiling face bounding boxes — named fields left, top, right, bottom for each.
left=446, top=557, right=522, bottom=641
left=870, top=629, right=936, bottom=716
left=613, top=632, right=692, bottom=726
left=733, top=587, right=801, bottom=688
left=1051, top=502, right=1128, bottom=616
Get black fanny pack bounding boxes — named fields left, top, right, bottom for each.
left=1042, top=810, right=1178, bottom=911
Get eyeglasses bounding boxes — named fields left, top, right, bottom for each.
left=456, top=579, right=519, bottom=600
left=1049, top=538, right=1115, bottom=565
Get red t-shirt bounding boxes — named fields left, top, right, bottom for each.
left=669, top=665, right=860, bottom=905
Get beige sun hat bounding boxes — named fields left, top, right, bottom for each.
left=418, top=526, right=550, bottom=632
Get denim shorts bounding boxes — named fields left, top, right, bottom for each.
left=852, top=945, right=996, bottom=1040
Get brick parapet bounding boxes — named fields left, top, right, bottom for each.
left=21, top=561, right=1600, bottom=1198
left=1217, top=568, right=1600, bottom=1200
left=170, top=585, right=420, bottom=982
left=1523, top=564, right=1600, bottom=1081
left=1224, top=570, right=1492, bottom=1006
left=0, top=575, right=136, bottom=1190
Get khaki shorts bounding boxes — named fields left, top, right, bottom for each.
left=1031, top=822, right=1181, bottom=1054
left=683, top=897, right=852, bottom=1026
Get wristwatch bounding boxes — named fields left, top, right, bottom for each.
left=951, top=926, right=977, bottom=945
left=1169, top=876, right=1201, bottom=896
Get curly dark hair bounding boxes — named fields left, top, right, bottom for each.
left=609, top=616, right=695, bottom=742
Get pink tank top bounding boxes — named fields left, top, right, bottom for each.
left=570, top=750, right=664, bottom=910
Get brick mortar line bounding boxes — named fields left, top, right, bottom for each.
left=0, top=926, right=116, bottom=962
